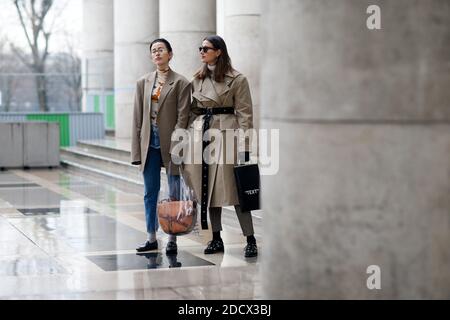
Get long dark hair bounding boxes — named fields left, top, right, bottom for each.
left=194, top=35, right=233, bottom=83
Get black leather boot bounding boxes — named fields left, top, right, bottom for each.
left=204, top=238, right=224, bottom=254
left=136, top=240, right=158, bottom=252
left=244, top=242, right=258, bottom=258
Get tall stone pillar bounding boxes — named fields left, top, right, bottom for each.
left=216, top=0, right=225, bottom=37
left=159, top=0, right=216, bottom=79
left=261, top=0, right=450, bottom=299
left=82, top=0, right=114, bottom=113
left=114, top=0, right=159, bottom=138
left=218, top=0, right=261, bottom=127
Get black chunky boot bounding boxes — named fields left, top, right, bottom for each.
left=204, top=238, right=224, bottom=254
left=244, top=235, right=257, bottom=257
left=136, top=240, right=158, bottom=252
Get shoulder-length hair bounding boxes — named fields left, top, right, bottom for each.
left=194, top=35, right=233, bottom=83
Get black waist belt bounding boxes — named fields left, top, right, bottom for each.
left=198, top=107, right=235, bottom=229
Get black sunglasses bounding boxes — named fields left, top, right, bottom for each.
left=198, top=46, right=217, bottom=53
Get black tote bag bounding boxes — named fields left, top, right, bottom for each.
left=233, top=163, right=261, bottom=212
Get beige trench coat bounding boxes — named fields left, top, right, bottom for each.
left=131, top=69, right=191, bottom=174
left=182, top=69, right=253, bottom=207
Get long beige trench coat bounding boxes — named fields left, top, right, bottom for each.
left=131, top=69, right=191, bottom=174
left=182, top=69, right=253, bottom=207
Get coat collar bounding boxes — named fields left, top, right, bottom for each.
left=145, top=69, right=175, bottom=110
left=225, top=69, right=240, bottom=79
left=145, top=69, right=175, bottom=85
left=198, top=69, right=241, bottom=105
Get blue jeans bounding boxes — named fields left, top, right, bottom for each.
left=143, top=147, right=180, bottom=233
left=150, top=125, right=160, bottom=149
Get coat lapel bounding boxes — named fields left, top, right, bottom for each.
left=213, top=80, right=229, bottom=101
left=157, top=70, right=175, bottom=111
left=144, top=72, right=156, bottom=116
left=217, top=70, right=238, bottom=97
left=198, top=70, right=239, bottom=106
left=199, top=77, right=222, bottom=105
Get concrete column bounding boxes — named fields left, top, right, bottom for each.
left=159, top=0, right=216, bottom=80
left=114, top=0, right=159, bottom=138
left=218, top=0, right=261, bottom=128
left=82, top=0, right=114, bottom=112
left=216, top=0, right=225, bottom=37
left=261, top=0, right=450, bottom=299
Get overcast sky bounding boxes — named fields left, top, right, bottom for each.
left=0, top=0, right=82, bottom=55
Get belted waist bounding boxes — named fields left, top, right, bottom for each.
left=194, top=107, right=235, bottom=116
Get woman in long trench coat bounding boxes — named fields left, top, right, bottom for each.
left=181, top=35, right=258, bottom=258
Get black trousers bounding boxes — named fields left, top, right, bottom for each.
left=209, top=205, right=254, bottom=237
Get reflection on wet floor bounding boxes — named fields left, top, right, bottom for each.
left=110, top=204, right=145, bottom=211
left=87, top=251, right=214, bottom=271
left=0, top=169, right=260, bottom=299
left=17, top=207, right=97, bottom=216
left=0, top=187, right=68, bottom=209
left=0, top=183, right=41, bottom=189
left=63, top=184, right=117, bottom=201
left=0, top=172, right=30, bottom=184
left=0, top=256, right=66, bottom=276
left=57, top=180, right=94, bottom=187
left=8, top=214, right=147, bottom=252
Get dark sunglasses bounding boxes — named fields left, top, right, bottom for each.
left=198, top=46, right=217, bottom=53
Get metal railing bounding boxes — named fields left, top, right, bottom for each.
left=0, top=72, right=115, bottom=131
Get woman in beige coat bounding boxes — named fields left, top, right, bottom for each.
left=182, top=35, right=257, bottom=258
left=131, top=38, right=191, bottom=255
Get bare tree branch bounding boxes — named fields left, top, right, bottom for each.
left=13, top=0, right=34, bottom=54
left=10, top=44, right=33, bottom=70
left=19, top=0, right=33, bottom=25
left=37, top=0, right=52, bottom=35
left=41, top=31, right=50, bottom=62
left=1, top=37, right=25, bottom=112
left=12, top=0, right=55, bottom=111
left=31, top=0, right=38, bottom=46
left=46, top=0, right=68, bottom=37
left=48, top=31, right=82, bottom=111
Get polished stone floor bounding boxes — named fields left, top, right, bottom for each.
left=0, top=169, right=261, bottom=299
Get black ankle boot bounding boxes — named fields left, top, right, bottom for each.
left=136, top=240, right=158, bottom=252
left=204, top=238, right=224, bottom=254
left=244, top=242, right=257, bottom=258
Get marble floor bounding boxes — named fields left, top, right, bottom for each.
left=0, top=168, right=261, bottom=300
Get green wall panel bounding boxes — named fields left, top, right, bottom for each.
left=94, top=96, right=100, bottom=113
left=26, top=113, right=70, bottom=147
left=106, top=95, right=115, bottom=129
